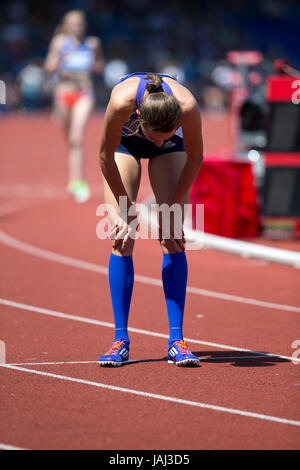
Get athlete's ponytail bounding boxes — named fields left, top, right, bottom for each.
left=124, top=74, right=181, bottom=135
left=145, top=74, right=164, bottom=94
left=139, top=74, right=181, bottom=132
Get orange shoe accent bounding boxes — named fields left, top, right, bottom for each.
left=173, top=340, right=190, bottom=353
left=107, top=340, right=124, bottom=355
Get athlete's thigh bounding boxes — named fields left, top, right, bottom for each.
left=148, top=151, right=188, bottom=205
left=69, top=95, right=94, bottom=142
left=102, top=152, right=141, bottom=222
left=53, top=100, right=71, bottom=129
left=148, top=151, right=188, bottom=250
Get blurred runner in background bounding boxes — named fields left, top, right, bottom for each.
left=44, top=10, right=104, bottom=203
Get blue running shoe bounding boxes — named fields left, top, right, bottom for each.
left=168, top=340, right=200, bottom=367
left=98, top=339, right=129, bottom=367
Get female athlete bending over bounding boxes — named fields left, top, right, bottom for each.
left=44, top=10, right=104, bottom=203
left=98, top=72, right=203, bottom=366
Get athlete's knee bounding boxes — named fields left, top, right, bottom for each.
left=68, top=132, right=83, bottom=149
left=112, top=245, right=135, bottom=257
left=159, top=238, right=184, bottom=255
left=111, top=235, right=136, bottom=257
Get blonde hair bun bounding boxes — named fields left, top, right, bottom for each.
left=145, top=74, right=164, bottom=93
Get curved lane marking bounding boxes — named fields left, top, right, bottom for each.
left=0, top=229, right=299, bottom=313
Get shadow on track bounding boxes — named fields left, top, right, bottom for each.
left=116, top=350, right=289, bottom=368
left=193, top=350, right=290, bottom=367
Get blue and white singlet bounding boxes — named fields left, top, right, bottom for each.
left=116, top=72, right=185, bottom=159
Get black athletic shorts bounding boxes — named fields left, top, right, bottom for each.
left=116, top=133, right=185, bottom=160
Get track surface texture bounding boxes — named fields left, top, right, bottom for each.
left=0, top=112, right=299, bottom=451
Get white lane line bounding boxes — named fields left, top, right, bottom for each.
left=0, top=199, right=43, bottom=217
left=7, top=354, right=279, bottom=367
left=0, top=184, right=68, bottom=199
left=0, top=229, right=108, bottom=274
left=1, top=297, right=299, bottom=363
left=0, top=442, right=27, bottom=450
left=1, top=363, right=300, bottom=428
left=0, top=229, right=299, bottom=313
left=8, top=361, right=98, bottom=366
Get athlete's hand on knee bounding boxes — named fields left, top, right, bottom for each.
left=162, top=233, right=185, bottom=253
left=111, top=213, right=139, bottom=253
left=159, top=222, right=185, bottom=253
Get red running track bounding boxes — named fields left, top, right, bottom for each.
left=0, top=112, right=300, bottom=451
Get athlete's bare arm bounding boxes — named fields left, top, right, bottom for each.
left=99, top=80, right=138, bottom=209
left=87, top=36, right=105, bottom=74
left=43, top=35, right=65, bottom=74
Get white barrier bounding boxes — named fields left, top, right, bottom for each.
left=141, top=195, right=300, bottom=269
left=185, top=228, right=300, bottom=268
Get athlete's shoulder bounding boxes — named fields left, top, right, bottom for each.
left=180, top=88, right=199, bottom=114
left=109, top=77, right=138, bottom=111
left=86, top=36, right=101, bottom=49
left=49, top=33, right=67, bottom=51
left=171, top=81, right=198, bottom=113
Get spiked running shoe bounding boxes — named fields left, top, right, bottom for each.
left=67, top=180, right=90, bottom=203
left=98, top=339, right=129, bottom=367
left=168, top=340, right=200, bottom=366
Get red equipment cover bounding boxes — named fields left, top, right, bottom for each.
left=266, top=75, right=299, bottom=102
left=190, top=159, right=259, bottom=238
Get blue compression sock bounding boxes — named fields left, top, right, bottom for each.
left=162, top=251, right=188, bottom=348
left=108, top=252, right=134, bottom=343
